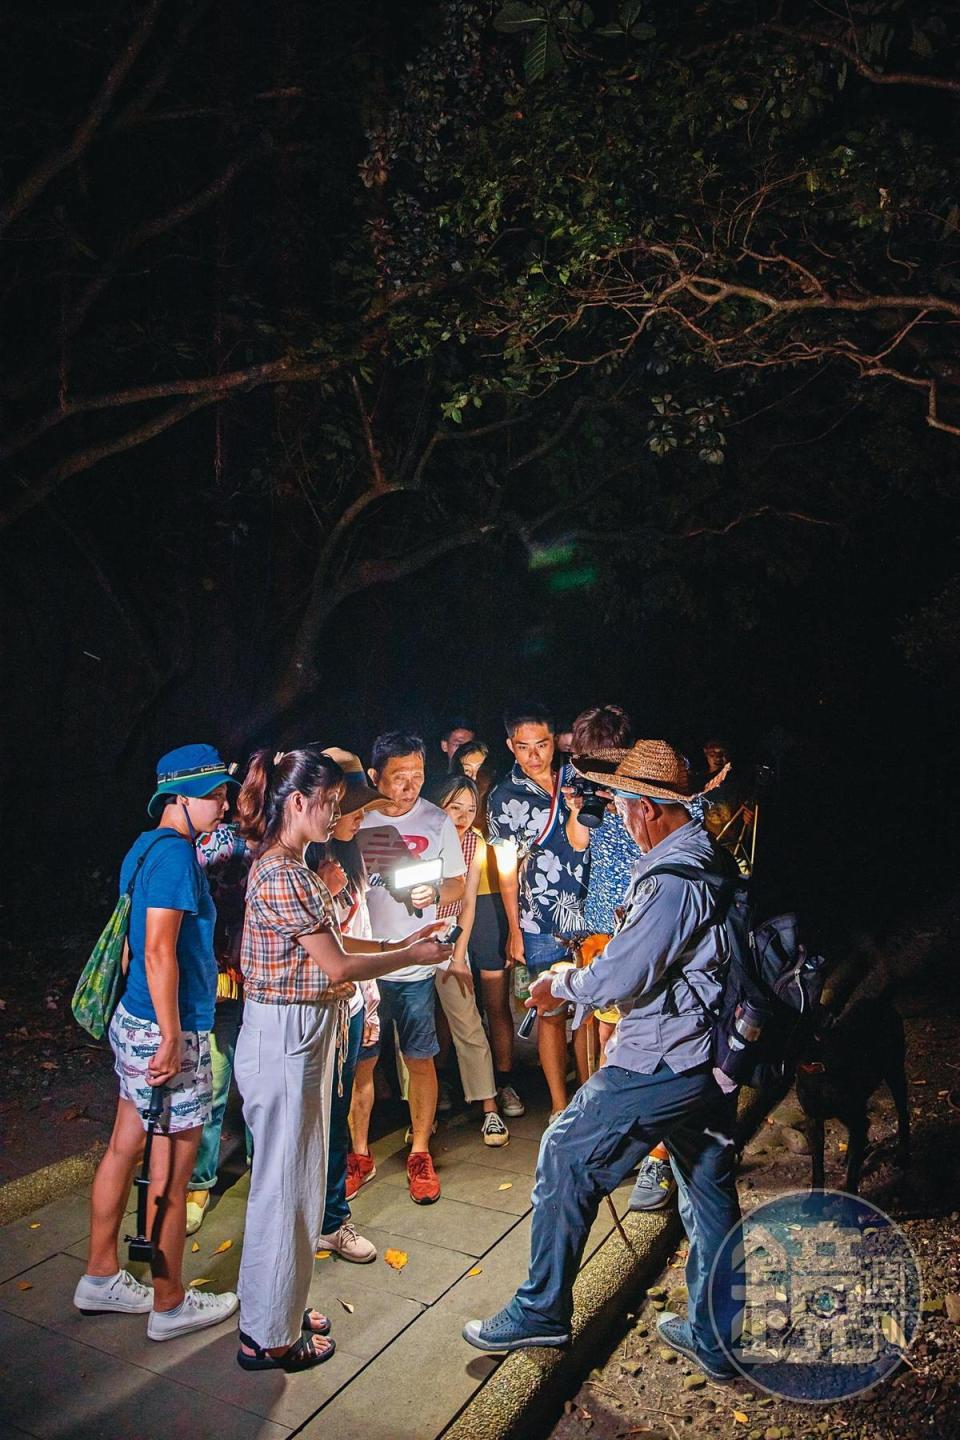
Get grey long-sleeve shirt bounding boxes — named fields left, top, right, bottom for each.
left=549, top=820, right=728, bottom=1075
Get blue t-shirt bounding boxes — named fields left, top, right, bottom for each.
left=119, top=829, right=217, bottom=1032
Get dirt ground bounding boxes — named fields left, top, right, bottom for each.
left=550, top=983, right=960, bottom=1440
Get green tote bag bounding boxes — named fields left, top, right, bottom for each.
left=72, top=832, right=182, bottom=1040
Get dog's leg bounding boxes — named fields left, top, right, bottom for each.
left=809, top=1116, right=826, bottom=1191
left=887, top=1066, right=911, bottom=1169
left=844, top=1117, right=869, bottom=1196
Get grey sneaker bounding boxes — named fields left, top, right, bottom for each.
left=655, top=1311, right=736, bottom=1381
left=498, top=1084, right=525, bottom=1117
left=463, top=1304, right=569, bottom=1353
left=437, top=1079, right=454, bottom=1113
left=147, top=1287, right=238, bottom=1341
left=628, top=1154, right=677, bottom=1211
left=74, top=1268, right=153, bottom=1315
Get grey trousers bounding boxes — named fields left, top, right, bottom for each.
left=235, top=999, right=337, bottom=1348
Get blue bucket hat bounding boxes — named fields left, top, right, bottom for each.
left=147, top=743, right=239, bottom=818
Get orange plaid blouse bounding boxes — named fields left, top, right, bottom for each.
left=240, top=853, right=337, bottom=1004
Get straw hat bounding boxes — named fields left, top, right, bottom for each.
left=571, top=740, right=694, bottom=803
left=321, top=747, right=383, bottom=815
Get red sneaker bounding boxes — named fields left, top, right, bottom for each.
left=407, top=1151, right=441, bottom=1205
left=345, top=1151, right=377, bottom=1201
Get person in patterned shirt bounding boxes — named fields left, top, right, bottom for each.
left=232, top=747, right=453, bottom=1374
left=486, top=704, right=589, bottom=1122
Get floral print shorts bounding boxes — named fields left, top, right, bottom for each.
left=110, top=1002, right=213, bottom=1133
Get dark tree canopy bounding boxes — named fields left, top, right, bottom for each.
left=1, top=1, right=957, bottom=915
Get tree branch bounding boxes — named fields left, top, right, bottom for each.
left=0, top=1, right=165, bottom=233
left=761, top=22, right=960, bottom=96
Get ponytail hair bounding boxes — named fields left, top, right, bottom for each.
left=236, top=746, right=344, bottom=845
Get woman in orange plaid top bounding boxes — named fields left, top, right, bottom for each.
left=233, top=746, right=453, bottom=1374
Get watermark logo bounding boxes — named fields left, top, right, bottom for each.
left=708, top=1190, right=921, bottom=1401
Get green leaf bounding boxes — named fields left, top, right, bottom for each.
left=524, top=22, right=563, bottom=82
left=494, top=3, right=545, bottom=33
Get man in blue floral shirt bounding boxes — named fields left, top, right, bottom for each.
left=487, top=704, right=588, bottom=1119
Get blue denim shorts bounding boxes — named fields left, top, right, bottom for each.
left=376, top=977, right=439, bottom=1060
left=522, top=931, right=577, bottom=976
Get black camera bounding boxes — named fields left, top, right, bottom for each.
left=569, top=777, right=607, bottom=829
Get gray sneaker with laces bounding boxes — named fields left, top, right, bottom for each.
left=628, top=1154, right=677, bottom=1211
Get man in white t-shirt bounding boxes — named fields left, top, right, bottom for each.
left=356, top=732, right=466, bottom=1204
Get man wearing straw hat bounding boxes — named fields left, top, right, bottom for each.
left=463, top=740, right=740, bottom=1381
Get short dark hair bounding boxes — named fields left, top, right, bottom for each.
left=370, top=731, right=426, bottom=773
left=440, top=716, right=474, bottom=742
left=503, top=703, right=554, bottom=738
left=571, top=705, right=632, bottom=752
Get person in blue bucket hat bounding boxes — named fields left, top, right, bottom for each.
left=73, top=743, right=241, bottom=1341
left=147, top=743, right=239, bottom=819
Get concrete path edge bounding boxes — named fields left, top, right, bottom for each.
left=0, top=1142, right=106, bottom=1227
left=441, top=1086, right=771, bottom=1440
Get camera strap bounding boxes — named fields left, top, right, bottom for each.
left=524, top=767, right=563, bottom=858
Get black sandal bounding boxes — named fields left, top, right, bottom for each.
left=237, top=1331, right=336, bottom=1372
left=301, top=1308, right=332, bottom=1335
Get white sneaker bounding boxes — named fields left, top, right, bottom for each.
left=404, top=1120, right=438, bottom=1145
left=318, top=1221, right=377, bottom=1263
left=147, top=1287, right=238, bottom=1341
left=74, top=1269, right=153, bottom=1315
left=548, top=1109, right=566, bottom=1127
left=498, top=1084, right=525, bottom=1117
left=481, top=1112, right=510, bottom=1148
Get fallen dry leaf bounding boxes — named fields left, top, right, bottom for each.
left=339, top=1298, right=355, bottom=1313
left=384, top=1248, right=409, bottom=1272
left=191, top=1241, right=200, bottom=1253
left=28, top=1223, right=40, bottom=1230
left=733, top=1411, right=749, bottom=1424
left=913, top=1078, right=928, bottom=1086
left=211, top=1239, right=232, bottom=1255
left=881, top=1313, right=907, bottom=1350
left=188, top=1277, right=211, bottom=1288
left=497, top=1182, right=513, bottom=1191
left=39, top=1061, right=58, bottom=1071
left=17, top=1281, right=33, bottom=1291
left=467, top=1266, right=483, bottom=1277
left=63, top=1104, right=87, bottom=1122
left=315, top=1250, right=331, bottom=1261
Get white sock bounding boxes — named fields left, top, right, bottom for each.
left=83, top=1272, right=118, bottom=1287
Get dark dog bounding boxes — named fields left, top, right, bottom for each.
left=795, top=996, right=910, bottom=1194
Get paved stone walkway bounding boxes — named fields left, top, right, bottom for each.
left=0, top=1075, right=636, bottom=1439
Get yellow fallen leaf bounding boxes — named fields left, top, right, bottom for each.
left=28, top=1223, right=41, bottom=1230
left=315, top=1250, right=331, bottom=1261
left=191, top=1241, right=200, bottom=1253
left=838, top=1141, right=848, bottom=1152
left=467, top=1266, right=483, bottom=1276
left=211, top=1239, right=233, bottom=1255
left=880, top=1313, right=907, bottom=1350
left=733, top=1411, right=749, bottom=1424
left=16, top=1281, right=33, bottom=1291
left=384, top=1248, right=409, bottom=1272
left=497, top=1182, right=513, bottom=1191
left=339, top=1298, right=355, bottom=1313
left=188, top=1277, right=211, bottom=1288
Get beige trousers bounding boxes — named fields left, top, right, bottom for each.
left=235, top=998, right=338, bottom=1349
left=434, top=968, right=497, bottom=1103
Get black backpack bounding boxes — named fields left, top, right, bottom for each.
left=645, top=858, right=828, bottom=1090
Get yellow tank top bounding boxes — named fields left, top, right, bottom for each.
left=475, top=829, right=500, bottom=896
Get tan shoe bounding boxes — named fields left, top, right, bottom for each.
left=185, top=1189, right=210, bottom=1236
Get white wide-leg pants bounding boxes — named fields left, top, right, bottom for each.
left=235, top=998, right=337, bottom=1348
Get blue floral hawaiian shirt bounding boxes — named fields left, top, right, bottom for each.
left=487, top=762, right=588, bottom=937
left=583, top=809, right=643, bottom=934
